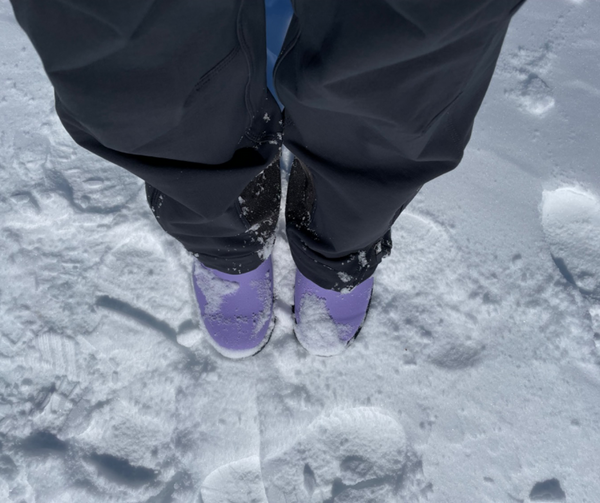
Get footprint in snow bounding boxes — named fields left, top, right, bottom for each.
left=500, top=43, right=556, bottom=117
left=387, top=212, right=488, bottom=369
left=201, top=456, right=268, bottom=503
left=261, top=407, right=425, bottom=502
left=202, top=409, right=415, bottom=503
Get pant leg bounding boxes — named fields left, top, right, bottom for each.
left=10, top=0, right=282, bottom=273
left=276, top=0, right=526, bottom=290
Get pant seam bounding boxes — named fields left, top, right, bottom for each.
left=236, top=1, right=254, bottom=135
left=273, top=16, right=301, bottom=109
left=193, top=45, right=241, bottom=92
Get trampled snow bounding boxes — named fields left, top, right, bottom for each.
left=1, top=0, right=600, bottom=502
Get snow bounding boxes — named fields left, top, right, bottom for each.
left=201, top=456, right=268, bottom=503
left=1, top=0, right=600, bottom=502
left=541, top=187, right=600, bottom=296
left=262, top=408, right=409, bottom=502
left=294, top=294, right=349, bottom=357
left=193, top=264, right=241, bottom=317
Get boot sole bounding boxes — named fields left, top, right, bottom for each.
left=204, top=313, right=276, bottom=360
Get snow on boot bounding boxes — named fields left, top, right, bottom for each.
left=192, top=257, right=275, bottom=359
left=293, top=270, right=374, bottom=356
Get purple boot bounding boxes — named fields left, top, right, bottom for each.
left=192, top=257, right=274, bottom=359
left=293, top=270, right=374, bottom=356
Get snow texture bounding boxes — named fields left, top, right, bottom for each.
left=541, top=187, right=600, bottom=297
left=201, top=456, right=269, bottom=503
left=193, top=265, right=241, bottom=316
left=1, top=0, right=600, bottom=502
left=263, top=408, right=408, bottom=502
left=294, top=294, right=350, bottom=356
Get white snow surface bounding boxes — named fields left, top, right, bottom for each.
left=1, top=1, right=600, bottom=502
left=193, top=265, right=241, bottom=317
left=201, top=456, right=268, bottom=503
left=294, top=294, right=350, bottom=357
left=541, top=187, right=600, bottom=296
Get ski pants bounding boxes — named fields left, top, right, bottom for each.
left=10, top=0, right=527, bottom=290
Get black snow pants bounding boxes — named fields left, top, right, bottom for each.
left=10, top=0, right=527, bottom=290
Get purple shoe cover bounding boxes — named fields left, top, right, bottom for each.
left=192, top=257, right=274, bottom=359
left=294, top=270, right=374, bottom=356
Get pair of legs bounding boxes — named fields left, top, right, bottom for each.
left=11, top=0, right=525, bottom=354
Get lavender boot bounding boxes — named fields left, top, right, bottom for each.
left=192, top=257, right=275, bottom=359
left=293, top=270, right=374, bottom=356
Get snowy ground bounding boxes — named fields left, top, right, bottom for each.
left=1, top=0, right=600, bottom=502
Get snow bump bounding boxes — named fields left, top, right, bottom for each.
left=263, top=407, right=408, bottom=502
left=542, top=186, right=600, bottom=297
